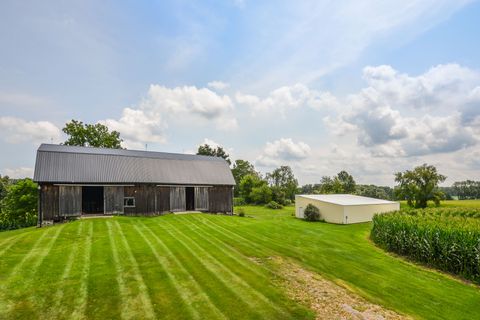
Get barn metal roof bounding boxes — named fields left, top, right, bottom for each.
left=34, top=144, right=235, bottom=185
left=296, top=194, right=398, bottom=206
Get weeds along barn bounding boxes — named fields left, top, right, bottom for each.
left=34, top=144, right=235, bottom=225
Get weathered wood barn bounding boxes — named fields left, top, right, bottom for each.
left=33, top=144, right=235, bottom=225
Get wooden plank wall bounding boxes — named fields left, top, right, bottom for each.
left=170, top=187, right=186, bottom=212
left=195, top=187, right=209, bottom=211
left=59, top=185, right=82, bottom=216
left=41, top=184, right=59, bottom=220
left=156, top=187, right=170, bottom=213
left=105, top=186, right=124, bottom=214
left=208, top=186, right=233, bottom=213
left=124, top=185, right=156, bottom=215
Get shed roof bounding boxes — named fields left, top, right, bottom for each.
left=34, top=144, right=235, bottom=185
left=297, top=194, right=397, bottom=206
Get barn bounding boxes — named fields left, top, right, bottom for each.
left=34, top=144, right=235, bottom=225
left=295, top=194, right=399, bottom=224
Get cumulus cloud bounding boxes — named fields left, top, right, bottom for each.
left=2, top=167, right=34, bottom=179
left=0, top=116, right=62, bottom=144
left=256, top=138, right=311, bottom=167
left=236, top=83, right=338, bottom=117
left=208, top=81, right=230, bottom=90
left=101, top=108, right=167, bottom=149
left=330, top=64, right=480, bottom=157
left=102, top=85, right=238, bottom=148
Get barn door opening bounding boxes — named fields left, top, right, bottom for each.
left=82, top=186, right=104, bottom=214
left=185, top=187, right=195, bottom=211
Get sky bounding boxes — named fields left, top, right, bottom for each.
left=1, top=0, right=480, bottom=186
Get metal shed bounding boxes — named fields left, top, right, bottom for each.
left=34, top=144, right=235, bottom=224
left=295, top=194, right=399, bottom=224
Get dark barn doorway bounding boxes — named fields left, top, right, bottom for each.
left=82, top=186, right=104, bottom=214
left=186, top=187, right=195, bottom=211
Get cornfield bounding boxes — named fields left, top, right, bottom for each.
left=371, top=208, right=480, bottom=284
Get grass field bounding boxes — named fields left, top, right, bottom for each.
left=0, top=202, right=480, bottom=319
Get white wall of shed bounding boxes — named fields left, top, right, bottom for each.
left=343, top=202, right=400, bottom=224
left=295, top=196, right=344, bottom=224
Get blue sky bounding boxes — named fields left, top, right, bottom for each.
left=1, top=0, right=480, bottom=185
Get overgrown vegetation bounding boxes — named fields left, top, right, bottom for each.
left=0, top=177, right=38, bottom=231
left=265, top=201, right=283, bottom=209
left=371, top=207, right=480, bottom=284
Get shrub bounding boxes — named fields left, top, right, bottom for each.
left=304, top=204, right=320, bottom=221
left=234, top=197, right=246, bottom=206
left=265, top=201, right=283, bottom=209
left=250, top=185, right=272, bottom=204
left=371, top=208, right=480, bottom=284
left=236, top=208, right=245, bottom=217
left=284, top=199, right=293, bottom=206
left=0, top=178, right=38, bottom=231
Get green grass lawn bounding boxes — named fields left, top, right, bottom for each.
left=0, top=203, right=479, bottom=319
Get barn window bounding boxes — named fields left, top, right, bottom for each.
left=124, top=197, right=135, bottom=207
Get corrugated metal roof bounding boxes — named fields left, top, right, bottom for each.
left=296, top=194, right=398, bottom=206
left=34, top=144, right=235, bottom=185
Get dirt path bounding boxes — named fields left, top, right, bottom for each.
left=252, top=257, right=410, bottom=320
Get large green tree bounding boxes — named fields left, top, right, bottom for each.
left=197, top=144, right=231, bottom=165
left=0, top=178, right=38, bottom=230
left=317, top=171, right=356, bottom=194
left=63, top=120, right=123, bottom=148
left=231, top=160, right=259, bottom=195
left=238, top=174, right=266, bottom=203
left=266, top=166, right=298, bottom=201
left=0, top=175, right=10, bottom=204
left=394, top=164, right=446, bottom=208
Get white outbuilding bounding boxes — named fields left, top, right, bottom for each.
left=295, top=194, right=400, bottom=224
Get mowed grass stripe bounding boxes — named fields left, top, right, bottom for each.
left=70, top=221, right=94, bottom=320
left=177, top=215, right=273, bottom=277
left=155, top=219, right=265, bottom=319
left=48, top=222, right=84, bottom=317
left=2, top=224, right=66, bottom=318
left=0, top=233, right=29, bottom=257
left=139, top=221, right=228, bottom=320
left=86, top=220, right=121, bottom=320
left=130, top=223, right=200, bottom=320
left=162, top=218, right=287, bottom=317
left=112, top=221, right=156, bottom=320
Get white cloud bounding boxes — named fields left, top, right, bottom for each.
left=236, top=83, right=338, bottom=117
left=256, top=138, right=311, bottom=167
left=2, top=167, right=34, bottom=179
left=330, top=64, right=480, bottom=157
left=102, top=85, right=238, bottom=148
left=208, top=81, right=230, bottom=90
left=101, top=108, right=167, bottom=149
left=0, top=116, right=62, bottom=144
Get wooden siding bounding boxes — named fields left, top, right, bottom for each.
left=41, top=184, right=59, bottom=220
left=59, top=185, right=82, bottom=216
left=155, top=186, right=170, bottom=213
left=124, top=185, right=156, bottom=215
left=195, top=187, right=209, bottom=211
left=170, top=187, right=186, bottom=212
left=208, top=186, right=233, bottom=213
left=105, top=186, right=124, bottom=214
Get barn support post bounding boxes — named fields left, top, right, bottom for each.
left=231, top=186, right=234, bottom=215
left=37, top=184, right=42, bottom=227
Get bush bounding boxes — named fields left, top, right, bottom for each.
left=234, top=197, right=246, bottom=206
left=236, top=208, right=245, bottom=217
left=304, top=204, right=320, bottom=221
left=371, top=208, right=480, bottom=284
left=265, top=201, right=283, bottom=209
left=284, top=199, right=293, bottom=206
left=0, top=178, right=38, bottom=231
left=250, top=185, right=272, bottom=204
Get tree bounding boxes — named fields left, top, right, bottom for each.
left=63, top=120, right=123, bottom=148
left=231, top=160, right=259, bottom=196
left=317, top=171, right=356, bottom=194
left=394, top=164, right=446, bottom=208
left=197, top=144, right=231, bottom=165
left=266, top=166, right=298, bottom=201
left=355, top=184, right=392, bottom=200
left=238, top=174, right=266, bottom=203
left=0, top=175, right=10, bottom=204
left=0, top=178, right=38, bottom=230
left=250, top=185, right=273, bottom=204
